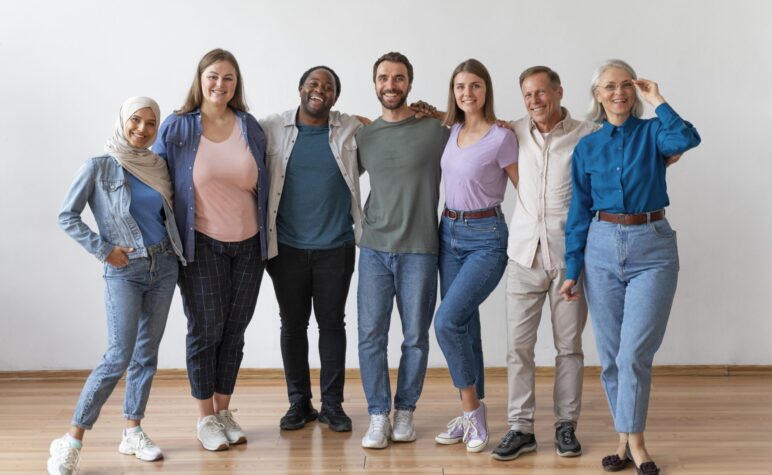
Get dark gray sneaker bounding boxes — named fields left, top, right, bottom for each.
left=279, top=400, right=318, bottom=430
left=318, top=403, right=353, bottom=432
left=555, top=422, right=582, bottom=457
left=491, top=430, right=537, bottom=461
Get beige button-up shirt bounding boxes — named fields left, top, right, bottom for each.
left=260, top=109, right=363, bottom=259
left=508, top=109, right=598, bottom=270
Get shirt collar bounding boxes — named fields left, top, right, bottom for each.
left=284, top=107, right=339, bottom=128
left=601, top=114, right=642, bottom=136
left=528, top=107, right=571, bottom=135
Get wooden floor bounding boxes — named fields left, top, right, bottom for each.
left=1, top=372, right=771, bottom=474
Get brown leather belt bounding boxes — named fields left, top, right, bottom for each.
left=443, top=206, right=500, bottom=220
left=598, top=210, right=665, bottom=225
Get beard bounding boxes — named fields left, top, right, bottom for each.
left=377, top=89, right=408, bottom=110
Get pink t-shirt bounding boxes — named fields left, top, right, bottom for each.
left=441, top=123, right=518, bottom=211
left=193, top=123, right=258, bottom=242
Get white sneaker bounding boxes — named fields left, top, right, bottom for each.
left=218, top=409, right=247, bottom=445
left=197, top=415, right=229, bottom=451
left=118, top=428, right=163, bottom=461
left=435, top=416, right=465, bottom=445
left=361, top=414, right=391, bottom=449
left=47, top=436, right=80, bottom=475
left=391, top=409, right=416, bottom=442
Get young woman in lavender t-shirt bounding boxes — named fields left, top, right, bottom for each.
left=433, top=59, right=519, bottom=453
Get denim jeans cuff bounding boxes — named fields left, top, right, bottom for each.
left=394, top=405, right=415, bottom=413
left=124, top=413, right=144, bottom=421
left=70, top=420, right=94, bottom=431
left=368, top=409, right=390, bottom=416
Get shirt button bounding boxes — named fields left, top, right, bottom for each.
left=616, top=167, right=621, bottom=171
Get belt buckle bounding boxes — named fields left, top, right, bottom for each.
left=446, top=209, right=459, bottom=220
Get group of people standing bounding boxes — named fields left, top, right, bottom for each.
left=49, top=48, right=700, bottom=475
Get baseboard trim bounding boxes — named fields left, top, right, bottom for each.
left=1, top=365, right=770, bottom=382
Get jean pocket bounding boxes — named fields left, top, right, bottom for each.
left=462, top=217, right=499, bottom=233
left=101, top=179, right=125, bottom=192
left=649, top=219, right=675, bottom=238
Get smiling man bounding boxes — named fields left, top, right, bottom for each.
left=490, top=66, right=598, bottom=462
left=260, top=66, right=363, bottom=433
left=355, top=52, right=450, bottom=449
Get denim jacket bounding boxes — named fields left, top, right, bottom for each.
left=260, top=109, right=363, bottom=259
left=59, top=155, right=186, bottom=264
left=154, top=108, right=268, bottom=262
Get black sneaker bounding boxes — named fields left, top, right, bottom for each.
left=279, top=400, right=318, bottom=430
left=555, top=422, right=582, bottom=457
left=318, top=403, right=352, bottom=432
left=491, top=430, right=537, bottom=461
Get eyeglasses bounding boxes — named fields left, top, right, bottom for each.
left=600, top=81, right=635, bottom=92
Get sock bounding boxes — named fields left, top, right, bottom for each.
left=65, top=433, right=82, bottom=450
left=124, top=426, right=142, bottom=436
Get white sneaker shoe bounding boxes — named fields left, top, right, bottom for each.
left=391, top=409, right=416, bottom=442
left=218, top=409, right=247, bottom=445
left=47, top=436, right=80, bottom=475
left=197, top=415, right=229, bottom=451
left=435, top=416, right=465, bottom=445
left=361, top=413, right=391, bottom=449
left=118, top=428, right=163, bottom=461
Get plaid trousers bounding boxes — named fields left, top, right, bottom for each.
left=178, top=231, right=265, bottom=399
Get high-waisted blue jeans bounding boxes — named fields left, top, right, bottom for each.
left=434, top=211, right=508, bottom=399
left=72, top=238, right=178, bottom=429
left=583, top=217, right=679, bottom=433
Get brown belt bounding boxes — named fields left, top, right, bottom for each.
left=598, top=210, right=665, bottom=225
left=443, top=206, right=500, bottom=220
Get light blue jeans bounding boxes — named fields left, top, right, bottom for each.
left=357, top=246, right=438, bottom=415
left=434, top=213, right=508, bottom=399
left=71, top=239, right=178, bottom=429
left=583, top=217, right=679, bottom=433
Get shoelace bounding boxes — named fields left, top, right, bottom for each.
left=220, top=409, right=241, bottom=429
left=58, top=444, right=80, bottom=469
left=499, top=430, right=517, bottom=446
left=558, top=425, right=575, bottom=445
left=134, top=431, right=157, bottom=450
left=368, top=415, right=388, bottom=435
left=326, top=404, right=344, bottom=416
left=462, top=415, right=479, bottom=441
left=444, top=416, right=464, bottom=435
left=394, top=411, right=411, bottom=426
left=204, top=417, right=226, bottom=433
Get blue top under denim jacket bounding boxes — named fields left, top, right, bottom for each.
left=58, top=155, right=186, bottom=264
left=153, top=109, right=268, bottom=262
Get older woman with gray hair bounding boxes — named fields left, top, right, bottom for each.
left=561, top=59, right=700, bottom=475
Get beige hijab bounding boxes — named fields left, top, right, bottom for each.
left=104, top=96, right=173, bottom=210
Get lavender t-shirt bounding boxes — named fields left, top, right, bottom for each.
left=441, top=123, right=518, bottom=211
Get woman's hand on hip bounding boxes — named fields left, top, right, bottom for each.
left=106, top=246, right=134, bottom=268
left=559, top=279, right=581, bottom=302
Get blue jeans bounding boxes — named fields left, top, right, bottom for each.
left=72, top=239, right=178, bottom=429
left=357, top=246, right=438, bottom=415
left=583, top=217, right=679, bottom=433
left=434, top=212, right=508, bottom=399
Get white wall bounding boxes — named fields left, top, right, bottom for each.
left=1, top=0, right=770, bottom=371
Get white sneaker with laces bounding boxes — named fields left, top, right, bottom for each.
left=391, top=409, right=416, bottom=442
left=197, top=415, right=229, bottom=451
left=118, top=428, right=163, bottom=461
left=435, top=415, right=465, bottom=445
left=361, top=413, right=391, bottom=449
left=218, top=408, right=247, bottom=444
left=47, top=436, right=80, bottom=475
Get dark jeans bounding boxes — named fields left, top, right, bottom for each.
left=267, top=241, right=355, bottom=406
left=178, top=232, right=264, bottom=400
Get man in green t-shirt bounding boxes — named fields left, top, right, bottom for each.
left=356, top=52, right=450, bottom=449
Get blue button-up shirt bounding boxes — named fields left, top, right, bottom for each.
left=153, top=108, right=268, bottom=262
left=565, top=103, right=701, bottom=280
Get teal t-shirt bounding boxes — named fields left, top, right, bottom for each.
left=356, top=116, right=450, bottom=254
left=277, top=123, right=354, bottom=249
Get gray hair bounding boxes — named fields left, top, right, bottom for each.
left=587, top=59, right=644, bottom=123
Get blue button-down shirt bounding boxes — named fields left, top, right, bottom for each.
left=565, top=103, right=701, bottom=280
left=153, top=108, right=268, bottom=262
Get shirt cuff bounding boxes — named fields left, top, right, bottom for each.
left=655, top=103, right=677, bottom=123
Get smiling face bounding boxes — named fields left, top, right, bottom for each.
left=453, top=71, right=486, bottom=118
left=594, top=67, right=636, bottom=123
left=200, top=60, right=237, bottom=108
left=521, top=72, right=564, bottom=133
left=375, top=60, right=411, bottom=110
left=299, top=68, right=337, bottom=120
left=123, top=107, right=157, bottom=148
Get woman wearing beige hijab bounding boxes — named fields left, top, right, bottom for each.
left=49, top=97, right=185, bottom=475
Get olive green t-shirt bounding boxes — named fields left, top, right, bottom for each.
left=356, top=116, right=450, bottom=254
